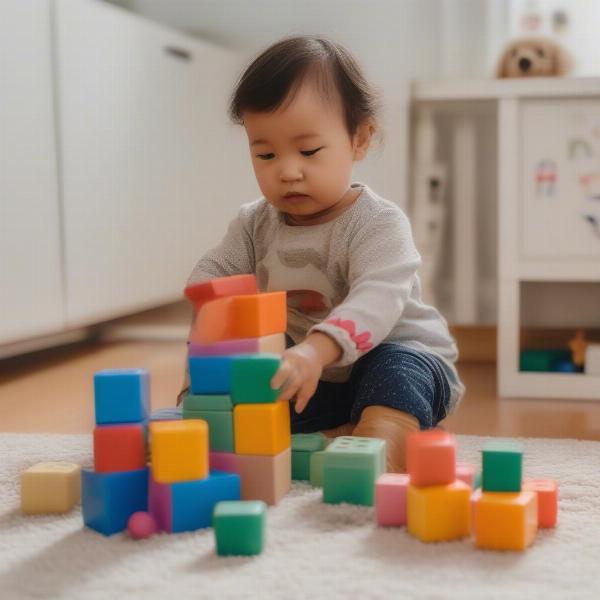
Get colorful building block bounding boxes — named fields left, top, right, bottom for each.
left=482, top=441, right=523, bottom=492
left=184, top=274, right=258, bottom=310
left=407, top=481, right=471, bottom=542
left=149, top=420, right=208, bottom=483
left=375, top=473, right=409, bottom=527
left=191, top=292, right=287, bottom=344
left=309, top=451, right=327, bottom=488
left=234, top=400, right=290, bottom=456
left=93, top=424, right=146, bottom=473
left=472, top=488, right=538, bottom=551
left=94, top=368, right=150, bottom=425
left=323, top=436, right=386, bottom=506
left=183, top=408, right=234, bottom=453
left=213, top=500, right=267, bottom=556
left=456, top=462, right=476, bottom=488
left=188, top=333, right=286, bottom=357
left=188, top=356, right=234, bottom=394
left=183, top=393, right=232, bottom=411
left=237, top=448, right=291, bottom=505
left=406, top=429, right=456, bottom=488
left=522, top=478, right=558, bottom=528
left=82, top=467, right=148, bottom=536
left=21, top=462, right=81, bottom=515
left=231, top=354, right=282, bottom=404
left=210, top=451, right=239, bottom=473
left=149, top=470, right=240, bottom=533
left=291, top=433, right=328, bottom=481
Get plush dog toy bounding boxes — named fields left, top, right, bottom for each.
left=496, top=37, right=573, bottom=78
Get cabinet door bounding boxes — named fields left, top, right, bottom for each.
left=55, top=0, right=252, bottom=327
left=520, top=98, right=600, bottom=260
left=0, top=0, right=65, bottom=344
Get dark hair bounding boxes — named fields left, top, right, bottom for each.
left=228, top=35, right=383, bottom=147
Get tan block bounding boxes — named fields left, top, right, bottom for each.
left=236, top=448, right=291, bottom=506
left=259, top=333, right=286, bottom=355
left=21, top=462, right=81, bottom=515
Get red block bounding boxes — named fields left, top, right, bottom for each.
left=94, top=424, right=146, bottom=473
left=184, top=274, right=257, bottom=310
left=522, top=478, right=558, bottom=528
left=406, top=429, right=456, bottom=487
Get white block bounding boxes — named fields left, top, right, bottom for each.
left=584, top=344, right=600, bottom=375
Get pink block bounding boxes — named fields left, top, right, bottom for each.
left=375, top=473, right=409, bottom=527
left=209, top=451, right=239, bottom=473
left=456, top=462, right=476, bottom=488
left=148, top=476, right=172, bottom=533
left=189, top=339, right=258, bottom=356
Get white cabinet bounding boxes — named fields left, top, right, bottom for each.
left=0, top=1, right=65, bottom=345
left=55, top=0, right=248, bottom=328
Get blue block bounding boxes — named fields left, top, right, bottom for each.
left=188, top=356, right=235, bottom=394
left=171, top=470, right=240, bottom=533
left=94, top=369, right=150, bottom=425
left=82, top=468, right=148, bottom=536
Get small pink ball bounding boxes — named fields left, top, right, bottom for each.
left=127, top=511, right=157, bottom=540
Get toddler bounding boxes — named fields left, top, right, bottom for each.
left=181, top=35, right=465, bottom=472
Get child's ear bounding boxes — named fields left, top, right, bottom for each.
left=352, top=120, right=374, bottom=161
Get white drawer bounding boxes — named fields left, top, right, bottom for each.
left=519, top=98, right=600, bottom=260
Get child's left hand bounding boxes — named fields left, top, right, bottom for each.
left=270, top=344, right=323, bottom=413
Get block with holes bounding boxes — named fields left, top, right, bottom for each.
left=482, top=441, right=523, bottom=492
left=93, top=423, right=146, bottom=473
left=231, top=354, right=282, bottom=404
left=472, top=488, right=538, bottom=551
left=407, top=480, right=471, bottom=542
left=149, top=419, right=208, bottom=483
left=21, top=462, right=81, bottom=515
left=291, top=433, right=328, bottom=481
left=322, top=436, right=386, bottom=506
left=190, top=291, right=287, bottom=344
left=188, top=333, right=286, bottom=357
left=375, top=473, right=409, bottom=527
left=310, top=450, right=327, bottom=488
left=406, top=429, right=456, bottom=487
left=94, top=368, right=150, bottom=425
left=213, top=500, right=267, bottom=556
left=184, top=274, right=258, bottom=310
left=522, top=478, right=558, bottom=528
left=234, top=400, right=290, bottom=456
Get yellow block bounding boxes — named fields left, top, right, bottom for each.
left=21, top=462, right=81, bottom=515
left=472, top=489, right=538, bottom=551
left=150, top=419, right=208, bottom=483
left=407, top=480, right=471, bottom=542
left=234, top=400, right=291, bottom=455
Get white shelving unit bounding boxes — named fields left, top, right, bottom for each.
left=411, top=77, right=600, bottom=401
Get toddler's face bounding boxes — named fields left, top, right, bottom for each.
left=243, top=79, right=369, bottom=220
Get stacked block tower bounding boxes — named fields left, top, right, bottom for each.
left=82, top=369, right=151, bottom=535
left=183, top=274, right=292, bottom=505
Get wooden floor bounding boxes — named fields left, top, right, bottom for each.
left=1, top=337, right=599, bottom=440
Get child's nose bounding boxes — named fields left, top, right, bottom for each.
left=279, top=158, right=304, bottom=182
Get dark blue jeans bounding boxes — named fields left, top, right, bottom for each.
left=286, top=335, right=451, bottom=433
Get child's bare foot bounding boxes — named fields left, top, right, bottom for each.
left=352, top=406, right=420, bottom=472
left=320, top=422, right=354, bottom=438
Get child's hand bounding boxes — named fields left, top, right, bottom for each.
left=270, top=343, right=323, bottom=413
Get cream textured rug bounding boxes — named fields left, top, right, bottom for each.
left=0, top=432, right=598, bottom=600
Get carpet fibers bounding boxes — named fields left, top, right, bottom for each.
left=0, top=433, right=598, bottom=599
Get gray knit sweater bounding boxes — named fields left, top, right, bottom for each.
left=188, top=183, right=465, bottom=413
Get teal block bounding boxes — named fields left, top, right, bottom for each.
left=183, top=409, right=234, bottom=452
left=231, top=354, right=281, bottom=404
left=322, top=436, right=386, bottom=506
left=482, top=441, right=523, bottom=492
left=213, top=500, right=266, bottom=556
left=309, top=451, right=326, bottom=488
left=183, top=393, right=232, bottom=411
left=292, top=434, right=328, bottom=481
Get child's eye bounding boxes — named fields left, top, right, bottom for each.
left=256, top=153, right=274, bottom=161
left=301, top=146, right=324, bottom=157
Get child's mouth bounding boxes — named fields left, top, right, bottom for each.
left=283, top=194, right=309, bottom=203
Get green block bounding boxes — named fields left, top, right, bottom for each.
left=520, top=349, right=570, bottom=372
left=322, top=436, right=386, bottom=506
left=292, top=451, right=311, bottom=481
left=183, top=393, right=232, bottom=411
left=482, top=441, right=523, bottom=492
left=231, top=354, right=281, bottom=404
left=213, top=500, right=266, bottom=556
left=292, top=433, right=328, bottom=452
left=309, top=451, right=326, bottom=488
left=183, top=409, right=234, bottom=452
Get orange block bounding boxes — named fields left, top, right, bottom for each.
left=191, top=292, right=287, bottom=344
left=472, top=488, right=538, bottom=551
left=234, top=400, right=291, bottom=456
left=406, top=429, right=456, bottom=487
left=522, top=478, right=558, bottom=528
left=184, top=274, right=257, bottom=310
left=94, top=424, right=146, bottom=473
